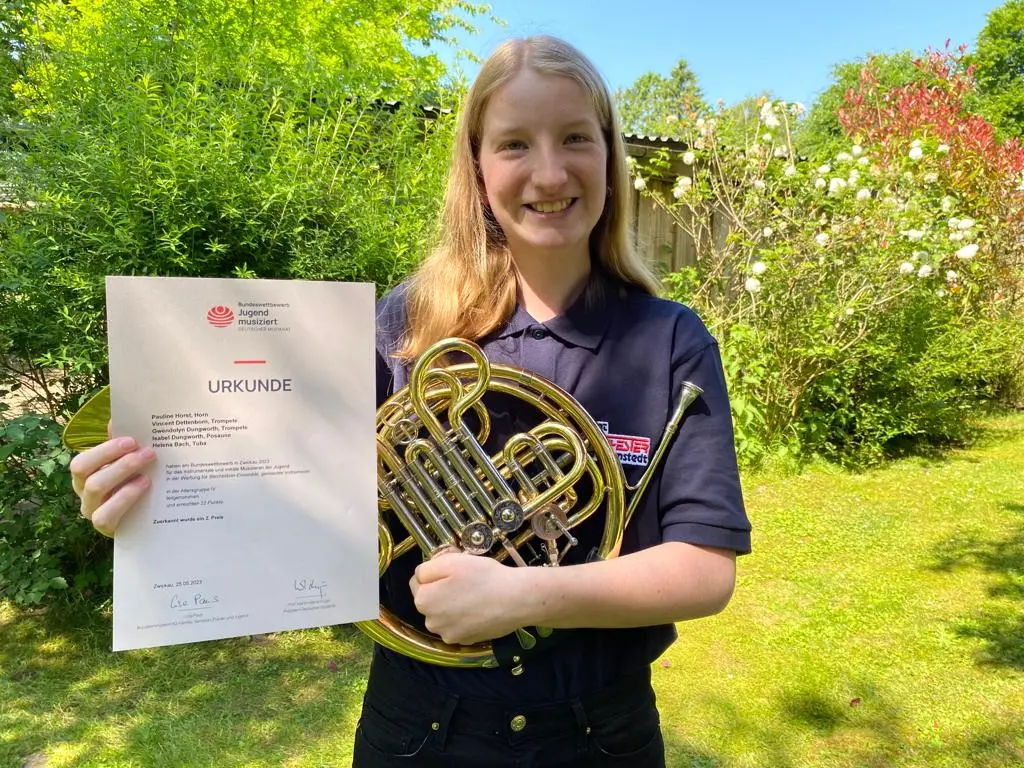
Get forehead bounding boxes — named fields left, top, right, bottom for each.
left=481, top=69, right=601, bottom=133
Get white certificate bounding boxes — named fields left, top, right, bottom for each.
left=106, top=276, right=379, bottom=650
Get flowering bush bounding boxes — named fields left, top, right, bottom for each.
left=634, top=51, right=1024, bottom=464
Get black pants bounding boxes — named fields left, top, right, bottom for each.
left=352, top=652, right=666, bottom=767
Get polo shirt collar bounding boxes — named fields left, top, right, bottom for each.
left=492, top=273, right=614, bottom=352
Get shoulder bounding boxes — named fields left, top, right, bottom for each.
left=375, top=281, right=411, bottom=353
left=614, top=286, right=716, bottom=361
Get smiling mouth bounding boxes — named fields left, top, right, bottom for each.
left=526, top=198, right=575, bottom=214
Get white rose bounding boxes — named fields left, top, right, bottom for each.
left=753, top=179, right=767, bottom=190
left=946, top=270, right=958, bottom=282
left=851, top=145, right=863, bottom=156
left=957, top=217, right=975, bottom=230
left=633, top=177, right=646, bottom=191
left=763, top=114, right=779, bottom=129
left=948, top=231, right=964, bottom=242
left=752, top=260, right=768, bottom=275
left=672, top=175, right=692, bottom=199
left=837, top=152, right=853, bottom=162
left=924, top=172, right=939, bottom=183
left=682, top=151, right=695, bottom=165
left=773, top=146, right=789, bottom=158
left=899, top=261, right=915, bottom=274
left=829, top=178, right=847, bottom=194
left=783, top=164, right=796, bottom=177
left=911, top=139, right=922, bottom=148
left=955, top=243, right=979, bottom=260
left=937, top=143, right=950, bottom=153
left=815, top=233, right=830, bottom=246
left=815, top=177, right=827, bottom=189
left=744, top=277, right=762, bottom=293
left=903, top=229, right=924, bottom=242
left=941, top=196, right=954, bottom=212
left=856, top=188, right=871, bottom=201
left=817, top=163, right=831, bottom=174
left=762, top=227, right=773, bottom=238
left=918, top=264, right=933, bottom=277
left=909, top=146, right=923, bottom=161
left=857, top=156, right=870, bottom=165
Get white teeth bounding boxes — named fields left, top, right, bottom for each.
left=530, top=199, right=572, bottom=213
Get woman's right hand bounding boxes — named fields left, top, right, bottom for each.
left=69, top=434, right=156, bottom=537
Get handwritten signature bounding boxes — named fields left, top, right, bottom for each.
left=170, top=592, right=220, bottom=609
left=294, top=578, right=328, bottom=599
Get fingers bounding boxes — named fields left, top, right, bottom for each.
left=91, top=474, right=151, bottom=537
left=70, top=437, right=140, bottom=495
left=70, top=437, right=156, bottom=534
left=413, top=549, right=458, bottom=586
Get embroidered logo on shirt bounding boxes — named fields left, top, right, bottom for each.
left=596, top=421, right=651, bottom=467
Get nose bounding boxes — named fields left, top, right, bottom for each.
left=532, top=143, right=569, bottom=190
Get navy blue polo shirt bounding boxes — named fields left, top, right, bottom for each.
left=373, top=273, right=751, bottom=703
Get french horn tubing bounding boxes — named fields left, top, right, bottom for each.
left=61, top=336, right=703, bottom=669
left=357, top=337, right=703, bottom=667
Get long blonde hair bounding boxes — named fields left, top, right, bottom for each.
left=399, top=35, right=660, bottom=360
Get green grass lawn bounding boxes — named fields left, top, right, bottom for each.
left=3, top=413, right=1023, bottom=767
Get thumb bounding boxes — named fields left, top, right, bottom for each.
left=414, top=549, right=460, bottom=584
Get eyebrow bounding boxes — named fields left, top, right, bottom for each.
left=485, top=119, right=600, bottom=139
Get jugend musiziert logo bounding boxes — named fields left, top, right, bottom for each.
left=205, top=302, right=289, bottom=330
left=207, top=306, right=235, bottom=327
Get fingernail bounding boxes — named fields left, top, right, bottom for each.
left=118, top=437, right=136, bottom=450
left=139, top=447, right=156, bottom=461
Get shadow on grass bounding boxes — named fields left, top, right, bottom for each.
left=670, top=681, right=1021, bottom=767
left=661, top=733, right=723, bottom=768
left=1, top=601, right=372, bottom=767
left=929, top=501, right=1024, bottom=670
left=877, top=410, right=1024, bottom=470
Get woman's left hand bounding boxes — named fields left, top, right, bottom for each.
left=409, top=552, right=532, bottom=645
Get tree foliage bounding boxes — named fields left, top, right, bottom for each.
left=796, top=51, right=925, bottom=159
left=0, top=0, right=480, bottom=605
left=971, top=0, right=1024, bottom=139
left=614, top=59, right=707, bottom=138
left=0, top=0, right=37, bottom=122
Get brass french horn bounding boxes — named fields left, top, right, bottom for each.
left=62, top=337, right=703, bottom=669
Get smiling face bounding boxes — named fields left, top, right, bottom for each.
left=476, top=68, right=608, bottom=270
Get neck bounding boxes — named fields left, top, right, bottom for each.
left=513, top=250, right=592, bottom=322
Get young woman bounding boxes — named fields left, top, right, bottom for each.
left=71, top=35, right=750, bottom=768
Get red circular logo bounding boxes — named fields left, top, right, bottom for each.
left=207, top=306, right=235, bottom=327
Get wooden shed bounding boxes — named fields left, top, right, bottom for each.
left=623, top=133, right=696, bottom=276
